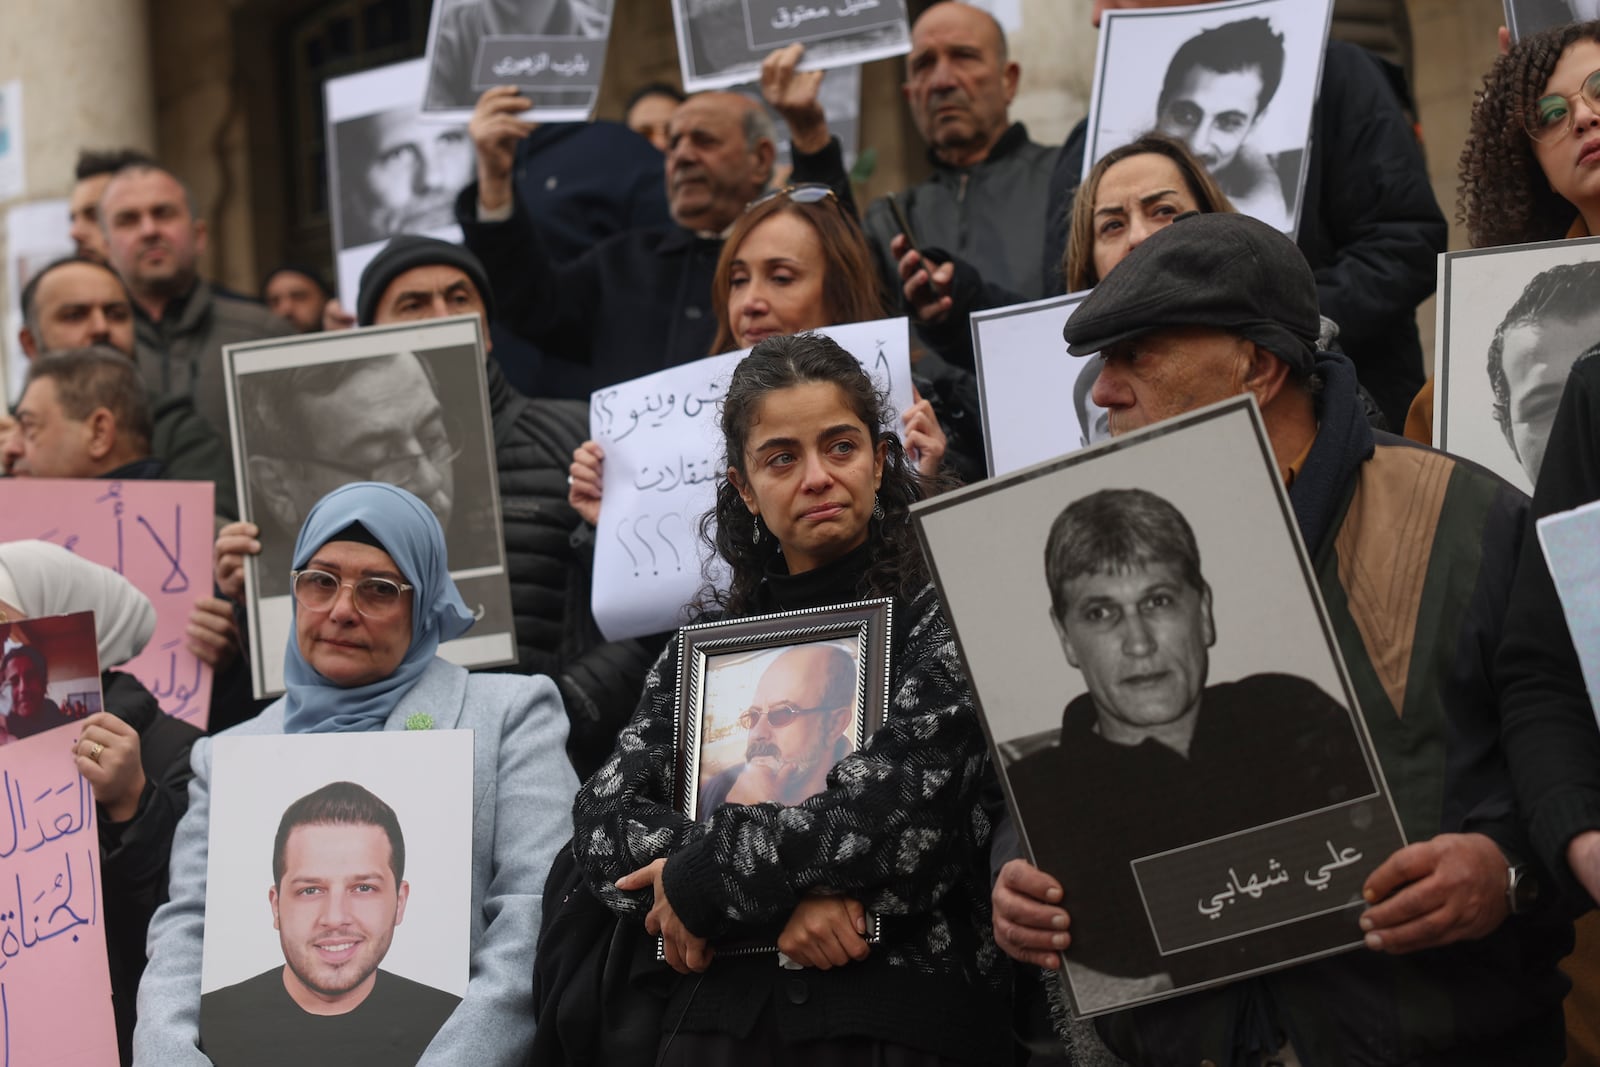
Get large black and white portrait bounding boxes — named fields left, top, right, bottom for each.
left=223, top=316, right=514, bottom=698
left=422, top=0, right=614, bottom=120
left=1436, top=234, right=1600, bottom=495
left=1507, top=0, right=1600, bottom=41
left=971, top=291, right=1109, bottom=477
left=325, top=59, right=472, bottom=304
left=1085, top=0, right=1333, bottom=236
left=672, top=0, right=910, bottom=92
left=912, top=398, right=1403, bottom=1017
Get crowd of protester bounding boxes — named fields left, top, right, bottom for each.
left=7, top=0, right=1600, bottom=1063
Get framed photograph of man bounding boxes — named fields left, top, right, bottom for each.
left=1506, top=0, right=1600, bottom=41
left=201, top=731, right=472, bottom=1064
left=0, top=608, right=100, bottom=742
left=971, top=291, right=1106, bottom=477
left=911, top=397, right=1405, bottom=1017
left=669, top=597, right=892, bottom=954
left=324, top=59, right=473, bottom=305
left=1435, top=234, right=1600, bottom=496
left=672, top=0, right=910, bottom=92
left=1084, top=0, right=1333, bottom=237
left=223, top=315, right=515, bottom=698
left=421, top=0, right=614, bottom=121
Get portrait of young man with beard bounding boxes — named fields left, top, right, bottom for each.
left=198, top=781, right=461, bottom=1067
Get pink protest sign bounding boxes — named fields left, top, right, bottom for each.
left=0, top=479, right=215, bottom=726
left=0, top=613, right=117, bottom=1065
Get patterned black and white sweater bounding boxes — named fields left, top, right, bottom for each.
left=571, top=546, right=1009, bottom=1061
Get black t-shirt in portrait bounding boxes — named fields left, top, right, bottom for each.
left=199, top=967, right=461, bottom=1066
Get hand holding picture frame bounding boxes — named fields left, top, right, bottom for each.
left=667, top=597, right=893, bottom=957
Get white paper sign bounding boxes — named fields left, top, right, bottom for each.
left=590, top=318, right=914, bottom=641
left=1537, top=498, right=1600, bottom=715
left=972, top=292, right=1108, bottom=477
left=0, top=80, right=25, bottom=202
left=4, top=198, right=73, bottom=403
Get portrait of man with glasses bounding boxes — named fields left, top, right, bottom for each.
left=237, top=345, right=497, bottom=598
left=696, top=640, right=861, bottom=817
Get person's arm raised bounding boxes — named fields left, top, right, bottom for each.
left=471, top=87, right=536, bottom=215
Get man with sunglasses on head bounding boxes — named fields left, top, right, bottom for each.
left=456, top=45, right=853, bottom=400
left=698, top=644, right=858, bottom=816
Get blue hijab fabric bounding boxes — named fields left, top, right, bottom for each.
left=281, top=482, right=475, bottom=734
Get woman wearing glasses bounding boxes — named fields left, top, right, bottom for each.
left=1405, top=20, right=1600, bottom=443
left=1474, top=21, right=1600, bottom=1065
left=567, top=185, right=946, bottom=526
left=572, top=333, right=1006, bottom=1064
left=135, top=481, right=579, bottom=1064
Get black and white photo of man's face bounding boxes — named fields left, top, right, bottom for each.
left=355, top=111, right=474, bottom=242
left=1497, top=308, right=1600, bottom=482
left=1050, top=560, right=1215, bottom=742
left=1157, top=64, right=1264, bottom=173
left=251, top=354, right=457, bottom=536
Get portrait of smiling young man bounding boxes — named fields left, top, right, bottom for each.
left=198, top=781, right=461, bottom=1067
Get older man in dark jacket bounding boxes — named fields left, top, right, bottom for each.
left=993, top=214, right=1570, bottom=1065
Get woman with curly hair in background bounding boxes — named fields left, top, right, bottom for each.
left=1457, top=21, right=1600, bottom=1067
left=1405, top=20, right=1600, bottom=440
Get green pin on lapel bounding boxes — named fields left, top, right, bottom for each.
left=405, top=713, right=435, bottom=731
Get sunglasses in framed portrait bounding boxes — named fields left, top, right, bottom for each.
left=668, top=597, right=893, bottom=957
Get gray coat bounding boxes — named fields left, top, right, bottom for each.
left=133, top=658, right=579, bottom=1065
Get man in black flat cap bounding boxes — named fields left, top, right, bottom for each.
left=990, top=213, right=1572, bottom=1064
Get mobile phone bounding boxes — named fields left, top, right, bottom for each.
left=887, top=195, right=941, bottom=306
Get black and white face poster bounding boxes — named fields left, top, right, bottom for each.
left=913, top=398, right=1404, bottom=1017
left=422, top=0, right=614, bottom=120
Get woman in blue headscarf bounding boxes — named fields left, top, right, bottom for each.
left=134, top=483, right=579, bottom=1065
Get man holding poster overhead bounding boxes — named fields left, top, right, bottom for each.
left=991, top=213, right=1570, bottom=1062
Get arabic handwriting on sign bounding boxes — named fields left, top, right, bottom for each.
left=772, top=4, right=832, bottom=30
left=24, top=777, right=88, bottom=854
left=631, top=456, right=717, bottom=494
left=1304, top=839, right=1364, bottom=891
left=8, top=848, right=97, bottom=959
left=136, top=505, right=190, bottom=594
left=145, top=640, right=201, bottom=720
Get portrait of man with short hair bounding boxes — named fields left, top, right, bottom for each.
left=424, top=0, right=615, bottom=112
left=1156, top=17, right=1297, bottom=229
left=1002, top=487, right=1375, bottom=1008
left=199, top=781, right=461, bottom=1066
left=234, top=345, right=498, bottom=598
left=332, top=109, right=474, bottom=251
left=1484, top=260, right=1600, bottom=485
left=695, top=639, right=861, bottom=817
left=1087, top=0, right=1326, bottom=236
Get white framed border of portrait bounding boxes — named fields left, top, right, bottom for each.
left=666, top=596, right=893, bottom=957
left=670, top=0, right=910, bottom=93
left=1432, top=233, right=1600, bottom=497
left=1083, top=0, right=1333, bottom=239
left=909, top=396, right=1406, bottom=1018
left=971, top=291, right=1096, bottom=477
left=222, top=314, right=516, bottom=699
left=201, top=731, right=473, bottom=997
